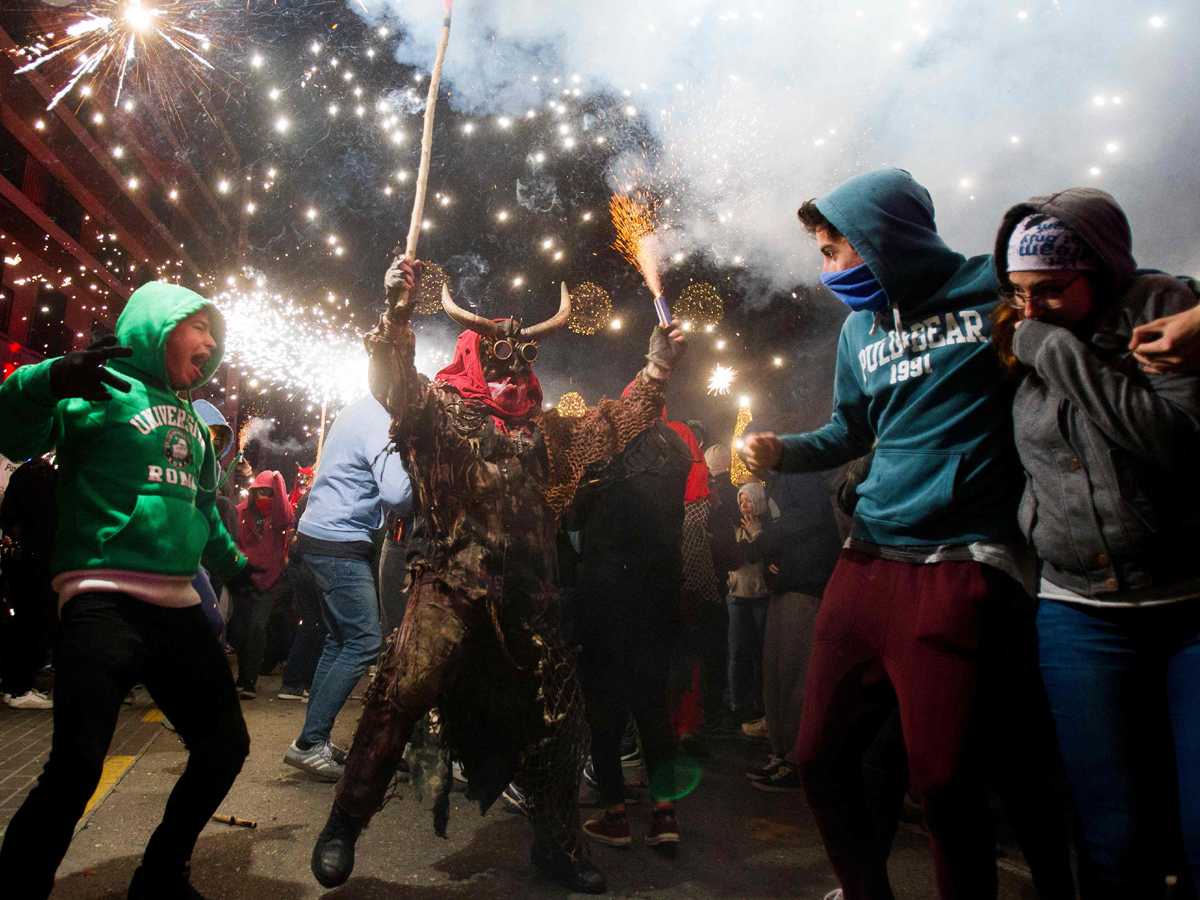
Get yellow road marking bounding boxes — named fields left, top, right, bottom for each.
left=141, top=709, right=164, bottom=723
left=80, top=755, right=136, bottom=821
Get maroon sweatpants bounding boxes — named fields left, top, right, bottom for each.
left=795, top=548, right=1001, bottom=900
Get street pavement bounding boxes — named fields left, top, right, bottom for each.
left=2, top=671, right=1041, bottom=899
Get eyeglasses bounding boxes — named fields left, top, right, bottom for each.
left=490, top=339, right=538, bottom=362
left=1000, top=271, right=1088, bottom=309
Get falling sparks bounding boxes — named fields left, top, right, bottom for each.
left=707, top=363, right=736, bottom=396
left=610, top=194, right=661, bottom=295
left=676, top=283, right=723, bottom=327
left=730, top=401, right=757, bottom=486
left=12, top=0, right=233, bottom=119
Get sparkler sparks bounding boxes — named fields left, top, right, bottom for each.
left=609, top=194, right=662, bottom=296
left=12, top=0, right=233, bottom=120
left=707, top=363, right=736, bottom=396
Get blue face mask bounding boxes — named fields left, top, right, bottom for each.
left=821, top=263, right=889, bottom=313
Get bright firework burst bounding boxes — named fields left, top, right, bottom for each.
left=216, top=281, right=453, bottom=408
left=730, top=401, right=759, bottom=486
left=707, top=363, right=736, bottom=396
left=556, top=391, right=587, bottom=417
left=566, top=281, right=613, bottom=335
left=12, top=0, right=231, bottom=115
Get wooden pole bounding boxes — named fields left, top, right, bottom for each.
left=390, top=0, right=453, bottom=323
left=315, top=398, right=328, bottom=472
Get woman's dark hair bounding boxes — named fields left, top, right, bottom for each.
left=797, top=200, right=842, bottom=240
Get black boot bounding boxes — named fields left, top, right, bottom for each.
left=128, top=864, right=207, bottom=899
left=311, top=802, right=367, bottom=888
left=531, top=843, right=607, bottom=894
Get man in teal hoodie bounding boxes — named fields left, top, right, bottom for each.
left=743, top=169, right=1027, bottom=899
left=0, top=282, right=254, bottom=900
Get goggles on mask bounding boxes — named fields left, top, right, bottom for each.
left=489, top=339, right=538, bottom=363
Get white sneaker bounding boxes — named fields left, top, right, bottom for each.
left=823, top=890, right=845, bottom=900
left=452, top=760, right=467, bottom=784
left=284, top=740, right=345, bottom=781
left=6, top=690, right=53, bottom=710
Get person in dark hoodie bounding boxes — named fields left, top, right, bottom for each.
left=992, top=189, right=1200, bottom=896
left=745, top=469, right=841, bottom=794
left=742, top=168, right=1030, bottom=899
left=570, top=413, right=692, bottom=851
left=0, top=455, right=58, bottom=709
left=0, top=282, right=254, bottom=900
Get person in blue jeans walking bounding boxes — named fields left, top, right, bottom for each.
left=283, top=391, right=412, bottom=781
left=725, top=481, right=771, bottom=722
left=993, top=188, right=1200, bottom=896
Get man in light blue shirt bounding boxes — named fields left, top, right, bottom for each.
left=284, top=393, right=412, bottom=780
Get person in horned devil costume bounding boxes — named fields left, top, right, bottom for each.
left=310, top=257, right=687, bottom=893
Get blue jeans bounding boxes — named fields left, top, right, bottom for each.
left=299, top=555, right=382, bottom=746
left=726, top=594, right=768, bottom=712
left=1038, top=598, right=1200, bottom=896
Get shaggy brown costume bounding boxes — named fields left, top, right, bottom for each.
left=333, top=301, right=674, bottom=881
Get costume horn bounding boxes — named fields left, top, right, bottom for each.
left=441, top=283, right=504, bottom=339
left=521, top=283, right=572, bottom=341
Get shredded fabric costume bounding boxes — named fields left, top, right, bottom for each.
left=337, top=323, right=668, bottom=866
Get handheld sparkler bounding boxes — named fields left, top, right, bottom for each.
left=653, top=294, right=671, bottom=328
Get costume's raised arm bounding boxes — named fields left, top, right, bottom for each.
left=363, top=257, right=428, bottom=427
left=539, top=322, right=686, bottom=515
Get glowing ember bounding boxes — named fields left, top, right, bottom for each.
left=707, top=364, right=736, bottom=396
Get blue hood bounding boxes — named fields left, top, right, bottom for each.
left=816, top=168, right=975, bottom=314
left=193, top=399, right=234, bottom=462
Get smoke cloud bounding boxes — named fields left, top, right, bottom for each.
left=355, top=0, right=1200, bottom=288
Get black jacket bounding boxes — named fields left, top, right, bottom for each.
left=568, top=422, right=690, bottom=634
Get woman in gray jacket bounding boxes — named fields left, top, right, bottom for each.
left=993, top=188, right=1200, bottom=897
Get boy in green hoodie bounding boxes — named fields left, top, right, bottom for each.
left=0, top=282, right=254, bottom=900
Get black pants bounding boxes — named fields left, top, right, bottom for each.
left=280, top=560, right=325, bottom=690
left=0, top=559, right=56, bottom=697
left=0, top=593, right=249, bottom=900
left=579, top=627, right=678, bottom=807
left=233, top=579, right=290, bottom=690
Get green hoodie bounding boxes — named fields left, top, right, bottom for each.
left=0, top=282, right=245, bottom=581
left=779, top=168, right=1024, bottom=546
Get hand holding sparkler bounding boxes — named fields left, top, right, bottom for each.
left=645, top=317, right=687, bottom=380
left=741, top=432, right=783, bottom=472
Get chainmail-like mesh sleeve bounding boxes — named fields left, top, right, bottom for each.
left=535, top=369, right=668, bottom=516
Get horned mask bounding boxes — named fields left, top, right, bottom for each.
left=440, top=282, right=571, bottom=381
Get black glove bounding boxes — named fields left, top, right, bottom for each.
left=48, top=335, right=133, bottom=401
left=226, top=561, right=265, bottom=593
left=646, top=319, right=687, bottom=372
left=384, top=256, right=424, bottom=305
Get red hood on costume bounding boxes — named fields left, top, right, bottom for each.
left=436, top=329, right=543, bottom=421
left=668, top=422, right=711, bottom=503
left=289, top=466, right=313, bottom=510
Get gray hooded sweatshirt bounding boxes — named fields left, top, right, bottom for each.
left=995, top=188, right=1200, bottom=604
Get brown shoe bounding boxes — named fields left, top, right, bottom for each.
left=583, top=810, right=632, bottom=847
left=646, top=806, right=680, bottom=846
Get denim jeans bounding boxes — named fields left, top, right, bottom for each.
left=1038, top=598, right=1200, bottom=897
left=298, top=555, right=382, bottom=746
left=726, top=594, right=768, bottom=712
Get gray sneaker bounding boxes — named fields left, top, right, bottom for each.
left=285, top=740, right=345, bottom=781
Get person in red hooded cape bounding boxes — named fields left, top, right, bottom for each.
left=231, top=469, right=295, bottom=699
left=310, top=258, right=687, bottom=895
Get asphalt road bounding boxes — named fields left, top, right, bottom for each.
left=43, top=672, right=1039, bottom=900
